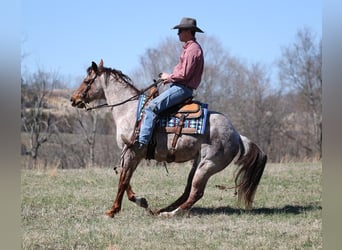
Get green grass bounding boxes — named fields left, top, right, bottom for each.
left=22, top=162, right=322, bottom=249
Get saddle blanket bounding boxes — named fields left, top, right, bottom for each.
left=136, top=94, right=208, bottom=135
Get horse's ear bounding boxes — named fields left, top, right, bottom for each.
left=91, top=61, right=98, bottom=73
left=98, top=59, right=104, bottom=71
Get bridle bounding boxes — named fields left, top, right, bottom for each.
left=81, top=73, right=99, bottom=101
left=80, top=74, right=163, bottom=111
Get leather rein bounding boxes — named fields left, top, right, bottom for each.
left=81, top=74, right=162, bottom=111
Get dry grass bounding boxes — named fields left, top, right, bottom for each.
left=21, top=162, right=322, bottom=249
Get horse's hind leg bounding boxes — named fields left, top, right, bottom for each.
left=156, top=155, right=199, bottom=214
left=159, top=159, right=228, bottom=217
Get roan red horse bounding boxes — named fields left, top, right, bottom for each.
left=70, top=60, right=267, bottom=217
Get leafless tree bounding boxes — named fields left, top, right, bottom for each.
left=21, top=70, right=62, bottom=167
left=130, top=37, right=181, bottom=89
left=278, top=28, right=322, bottom=158
left=72, top=109, right=99, bottom=168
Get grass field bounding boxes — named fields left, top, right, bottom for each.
left=21, top=162, right=322, bottom=249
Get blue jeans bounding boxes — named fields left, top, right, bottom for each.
left=139, top=83, right=193, bottom=145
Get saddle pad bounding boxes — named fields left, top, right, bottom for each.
left=157, top=107, right=208, bottom=134
left=136, top=94, right=208, bottom=135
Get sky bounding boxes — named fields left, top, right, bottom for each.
left=21, top=0, right=322, bottom=87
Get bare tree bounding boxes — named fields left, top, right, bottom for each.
left=21, top=70, right=61, bottom=167
left=219, top=62, right=286, bottom=161
left=71, top=109, right=98, bottom=168
left=131, top=37, right=181, bottom=87
left=278, top=28, right=322, bottom=158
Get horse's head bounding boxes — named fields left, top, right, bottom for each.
left=70, top=59, right=105, bottom=108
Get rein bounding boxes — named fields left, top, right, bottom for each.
left=84, top=79, right=163, bottom=111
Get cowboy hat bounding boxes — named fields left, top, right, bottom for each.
left=172, top=17, right=204, bottom=33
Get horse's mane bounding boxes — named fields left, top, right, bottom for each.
left=88, top=65, right=139, bottom=93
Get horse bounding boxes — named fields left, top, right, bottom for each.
left=70, top=59, right=267, bottom=218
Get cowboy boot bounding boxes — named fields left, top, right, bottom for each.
left=121, top=134, right=147, bottom=156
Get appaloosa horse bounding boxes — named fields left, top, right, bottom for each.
left=70, top=60, right=267, bottom=218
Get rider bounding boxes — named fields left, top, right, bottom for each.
left=122, top=17, right=204, bottom=154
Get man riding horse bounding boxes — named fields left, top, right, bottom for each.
left=70, top=17, right=267, bottom=218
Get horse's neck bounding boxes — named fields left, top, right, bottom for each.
left=102, top=77, right=138, bottom=144
left=102, top=78, right=137, bottom=107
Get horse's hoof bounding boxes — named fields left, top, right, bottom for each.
left=158, top=207, right=186, bottom=218
left=134, top=197, right=148, bottom=208
left=139, top=197, right=148, bottom=208
left=105, top=210, right=115, bottom=218
left=159, top=211, right=174, bottom=218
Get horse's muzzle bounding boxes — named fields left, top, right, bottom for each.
left=70, top=97, right=86, bottom=109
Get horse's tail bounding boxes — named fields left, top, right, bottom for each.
left=234, top=135, right=267, bottom=210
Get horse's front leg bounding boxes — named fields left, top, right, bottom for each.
left=105, top=150, right=145, bottom=218
left=126, top=184, right=148, bottom=209
left=105, top=165, right=133, bottom=217
left=105, top=180, right=148, bottom=218
left=105, top=151, right=143, bottom=217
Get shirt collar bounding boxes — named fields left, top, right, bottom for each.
left=183, top=38, right=196, bottom=49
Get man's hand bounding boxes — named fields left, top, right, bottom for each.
left=160, top=72, right=170, bottom=84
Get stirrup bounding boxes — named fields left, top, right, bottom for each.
left=121, top=134, right=135, bottom=147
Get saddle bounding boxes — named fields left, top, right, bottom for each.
left=178, top=102, right=201, bottom=115
left=131, top=92, right=208, bottom=162
left=161, top=98, right=202, bottom=118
